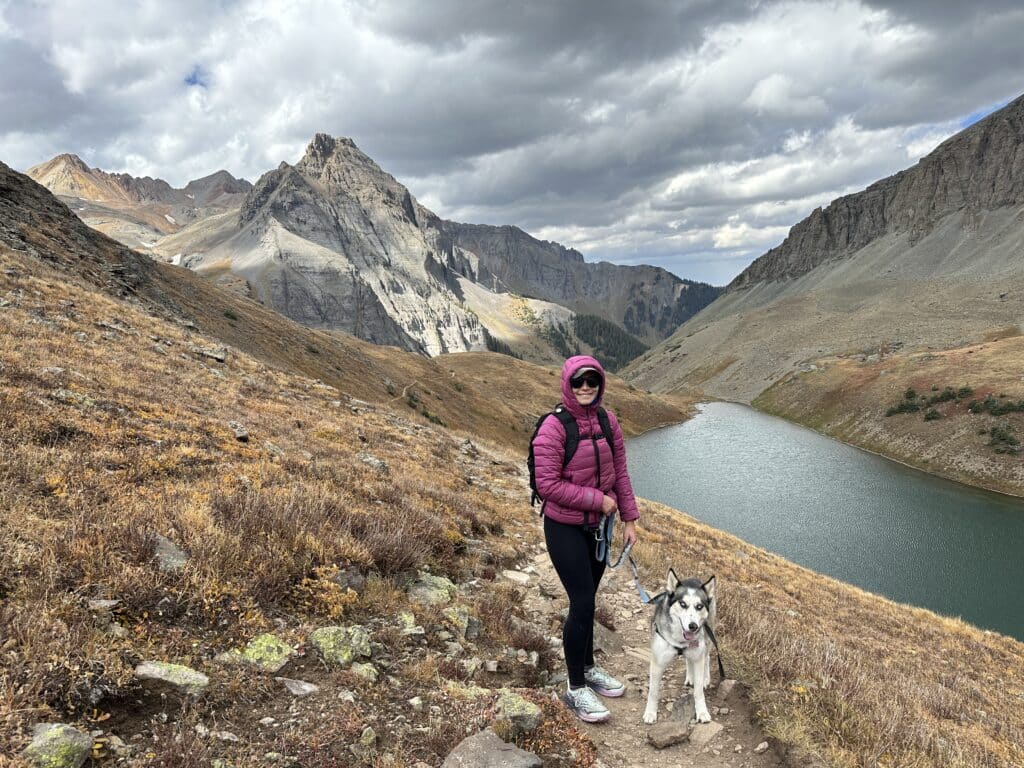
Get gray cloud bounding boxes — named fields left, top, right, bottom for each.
left=1, top=0, right=1022, bottom=284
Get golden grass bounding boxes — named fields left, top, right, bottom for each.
left=2, top=243, right=1022, bottom=767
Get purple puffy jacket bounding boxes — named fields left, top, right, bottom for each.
left=533, top=355, right=640, bottom=527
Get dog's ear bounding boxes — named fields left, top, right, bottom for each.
left=667, top=568, right=680, bottom=591
left=702, top=575, right=716, bottom=601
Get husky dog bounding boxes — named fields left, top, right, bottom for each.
left=642, top=570, right=717, bottom=724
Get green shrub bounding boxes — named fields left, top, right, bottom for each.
left=987, top=423, right=1020, bottom=455
left=924, top=409, right=941, bottom=421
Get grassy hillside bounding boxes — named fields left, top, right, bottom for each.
left=752, top=335, right=1024, bottom=497
left=3, top=242, right=1024, bottom=767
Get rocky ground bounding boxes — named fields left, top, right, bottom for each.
left=509, top=538, right=786, bottom=768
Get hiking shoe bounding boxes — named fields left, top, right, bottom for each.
left=563, top=684, right=611, bottom=723
left=584, top=665, right=625, bottom=697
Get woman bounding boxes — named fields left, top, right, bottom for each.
left=532, top=355, right=639, bottom=723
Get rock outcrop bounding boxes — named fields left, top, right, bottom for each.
left=444, top=221, right=721, bottom=345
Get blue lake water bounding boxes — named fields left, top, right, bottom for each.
left=626, top=402, right=1024, bottom=640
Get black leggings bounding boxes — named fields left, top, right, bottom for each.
left=544, top=516, right=606, bottom=687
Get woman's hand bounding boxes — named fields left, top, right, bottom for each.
left=622, top=520, right=638, bottom=547
left=601, top=494, right=618, bottom=517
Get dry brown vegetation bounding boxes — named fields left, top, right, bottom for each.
left=753, top=339, right=1024, bottom=496
left=632, top=501, right=1024, bottom=768
left=2, top=233, right=1023, bottom=768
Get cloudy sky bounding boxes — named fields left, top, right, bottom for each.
left=1, top=0, right=1022, bottom=284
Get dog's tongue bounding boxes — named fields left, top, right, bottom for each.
left=683, top=630, right=695, bottom=641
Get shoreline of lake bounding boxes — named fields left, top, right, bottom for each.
left=626, top=401, right=1024, bottom=640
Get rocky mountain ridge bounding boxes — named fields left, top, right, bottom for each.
left=729, top=93, right=1024, bottom=290
left=628, top=92, right=1024, bottom=401
left=26, top=153, right=252, bottom=249
left=29, top=137, right=720, bottom=365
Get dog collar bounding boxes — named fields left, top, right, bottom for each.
left=655, top=625, right=701, bottom=656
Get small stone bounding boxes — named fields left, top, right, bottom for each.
left=135, top=661, right=209, bottom=696
left=214, top=731, right=239, bottom=742
left=22, top=723, right=93, bottom=768
left=717, top=678, right=737, bottom=700
left=502, top=570, right=531, bottom=585
left=647, top=719, right=691, bottom=749
left=259, top=717, right=276, bottom=726
left=754, top=741, right=770, bottom=754
left=276, top=677, right=319, bottom=696
left=310, top=625, right=372, bottom=667
left=689, top=721, right=725, bottom=748
left=153, top=534, right=189, bottom=572
left=398, top=612, right=425, bottom=636
left=358, top=452, right=388, bottom=472
left=407, top=573, right=457, bottom=606
left=217, top=633, right=294, bottom=673
left=338, top=689, right=356, bottom=704
left=189, top=344, right=227, bottom=362
left=351, top=662, right=378, bottom=681
left=484, top=660, right=499, bottom=673
left=494, top=690, right=543, bottom=737
left=441, top=728, right=541, bottom=768
left=228, top=421, right=249, bottom=441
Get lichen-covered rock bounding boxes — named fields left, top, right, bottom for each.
left=494, top=690, right=543, bottom=737
left=443, top=606, right=470, bottom=638
left=398, top=611, right=424, bottom=635
left=134, top=661, right=209, bottom=696
left=350, top=662, right=378, bottom=682
left=22, top=723, right=93, bottom=768
left=310, top=625, right=371, bottom=667
left=216, top=633, right=294, bottom=673
left=407, top=573, right=457, bottom=605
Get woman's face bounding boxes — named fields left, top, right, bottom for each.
left=570, top=370, right=602, bottom=406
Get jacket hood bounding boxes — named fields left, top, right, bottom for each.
left=561, top=355, right=606, bottom=418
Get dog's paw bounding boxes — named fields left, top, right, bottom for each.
left=642, top=709, right=658, bottom=724
left=695, top=707, right=712, bottom=724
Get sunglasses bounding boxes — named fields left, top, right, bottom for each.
left=570, top=372, right=602, bottom=389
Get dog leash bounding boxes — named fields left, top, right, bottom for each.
left=594, top=514, right=652, bottom=604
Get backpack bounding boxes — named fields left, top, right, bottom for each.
left=528, top=404, right=615, bottom=507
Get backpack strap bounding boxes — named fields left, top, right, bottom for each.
left=596, top=406, right=615, bottom=458
left=552, top=405, right=580, bottom=467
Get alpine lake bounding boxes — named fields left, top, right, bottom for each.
left=626, top=402, right=1024, bottom=640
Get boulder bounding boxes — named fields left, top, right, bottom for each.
left=442, top=728, right=541, bottom=768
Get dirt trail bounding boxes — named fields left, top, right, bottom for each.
left=524, top=544, right=786, bottom=768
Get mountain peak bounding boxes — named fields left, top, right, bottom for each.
left=51, top=153, right=91, bottom=172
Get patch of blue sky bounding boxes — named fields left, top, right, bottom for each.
left=959, top=98, right=1012, bottom=129
left=185, top=65, right=210, bottom=89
